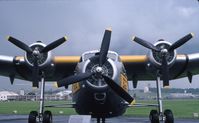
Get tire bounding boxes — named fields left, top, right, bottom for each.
left=28, top=111, right=38, bottom=123
left=149, top=110, right=159, bottom=123
left=164, top=109, right=174, bottom=123
left=43, top=110, right=52, bottom=123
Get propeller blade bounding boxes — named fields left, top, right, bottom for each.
left=7, top=36, right=33, bottom=53
left=161, top=55, right=169, bottom=87
left=99, top=28, right=112, bottom=66
left=41, top=36, right=67, bottom=53
left=132, top=36, right=160, bottom=51
left=169, top=33, right=194, bottom=51
left=32, top=58, right=39, bottom=87
left=57, top=72, right=93, bottom=87
left=102, top=75, right=134, bottom=104
left=89, top=55, right=99, bottom=63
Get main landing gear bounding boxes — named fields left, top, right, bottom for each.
left=28, top=74, right=53, bottom=123
left=149, top=75, right=174, bottom=123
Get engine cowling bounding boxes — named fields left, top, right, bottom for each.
left=83, top=58, right=117, bottom=90
left=149, top=41, right=177, bottom=68
left=24, top=41, right=52, bottom=68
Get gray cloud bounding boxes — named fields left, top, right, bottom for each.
left=0, top=0, right=199, bottom=89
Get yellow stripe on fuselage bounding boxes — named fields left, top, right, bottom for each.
left=120, top=55, right=147, bottom=63
left=120, top=73, right=128, bottom=92
left=72, top=82, right=80, bottom=93
left=53, top=56, right=80, bottom=63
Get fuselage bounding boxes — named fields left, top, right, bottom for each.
left=71, top=50, right=129, bottom=118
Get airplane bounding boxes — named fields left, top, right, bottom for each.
left=0, top=28, right=197, bottom=123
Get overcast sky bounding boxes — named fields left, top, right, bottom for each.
left=0, top=0, right=199, bottom=91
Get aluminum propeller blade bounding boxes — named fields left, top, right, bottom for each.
left=132, top=36, right=160, bottom=51
left=7, top=36, right=33, bottom=53
left=41, top=36, right=67, bottom=53
left=169, top=33, right=194, bottom=51
left=102, top=75, right=134, bottom=104
left=99, top=28, right=112, bottom=66
left=57, top=72, right=93, bottom=87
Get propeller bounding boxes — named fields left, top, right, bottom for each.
left=7, top=36, right=33, bottom=53
left=7, top=36, right=67, bottom=86
left=132, top=33, right=194, bottom=86
left=99, top=28, right=112, bottom=66
left=57, top=28, right=135, bottom=104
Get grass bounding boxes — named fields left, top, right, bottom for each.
left=0, top=101, right=76, bottom=115
left=125, top=99, right=199, bottom=118
left=0, top=99, right=198, bottom=118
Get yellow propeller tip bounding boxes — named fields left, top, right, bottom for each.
left=106, top=27, right=112, bottom=31
left=132, top=36, right=136, bottom=41
left=6, top=36, right=10, bottom=41
left=190, top=32, right=195, bottom=37
left=130, top=100, right=136, bottom=105
left=64, top=36, right=68, bottom=41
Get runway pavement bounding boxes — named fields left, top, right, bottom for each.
left=0, top=115, right=198, bottom=123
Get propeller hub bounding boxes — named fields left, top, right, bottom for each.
left=96, top=66, right=103, bottom=73
left=161, top=49, right=168, bottom=55
left=33, top=47, right=40, bottom=56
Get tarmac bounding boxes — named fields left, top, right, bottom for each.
left=0, top=115, right=198, bottom=123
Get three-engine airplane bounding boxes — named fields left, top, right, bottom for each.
left=0, top=28, right=197, bottom=123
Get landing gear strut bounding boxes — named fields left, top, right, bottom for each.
left=149, top=74, right=174, bottom=123
left=28, top=73, right=52, bottom=123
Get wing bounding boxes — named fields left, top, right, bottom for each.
left=52, top=56, right=80, bottom=81
left=1, top=53, right=199, bottom=83
left=0, top=55, right=80, bottom=83
left=0, top=55, right=17, bottom=78
left=120, top=53, right=199, bottom=82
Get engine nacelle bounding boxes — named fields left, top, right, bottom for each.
left=24, top=41, right=52, bottom=68
left=149, top=41, right=177, bottom=68
left=76, top=50, right=121, bottom=92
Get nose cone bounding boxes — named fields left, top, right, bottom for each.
left=96, top=66, right=103, bottom=73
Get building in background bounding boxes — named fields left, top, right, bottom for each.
left=0, top=91, right=18, bottom=101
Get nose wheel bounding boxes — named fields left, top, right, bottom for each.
left=28, top=73, right=53, bottom=123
